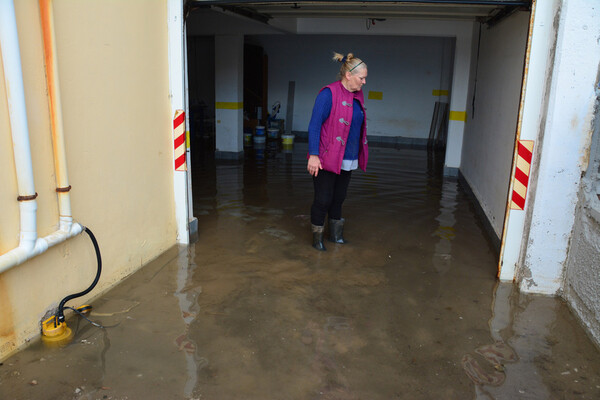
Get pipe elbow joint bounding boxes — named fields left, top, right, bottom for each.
left=58, top=216, right=73, bottom=232
left=70, top=222, right=84, bottom=236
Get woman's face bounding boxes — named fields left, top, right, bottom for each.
left=345, top=67, right=368, bottom=92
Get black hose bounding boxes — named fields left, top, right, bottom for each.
left=56, top=227, right=102, bottom=323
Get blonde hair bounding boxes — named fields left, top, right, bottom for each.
left=332, top=52, right=366, bottom=80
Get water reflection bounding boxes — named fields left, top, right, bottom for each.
left=463, top=282, right=557, bottom=399
left=216, top=162, right=245, bottom=216
left=2, top=144, right=600, bottom=399
left=432, top=178, right=459, bottom=275
left=174, top=244, right=206, bottom=397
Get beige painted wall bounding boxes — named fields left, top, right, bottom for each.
left=0, top=0, right=176, bottom=360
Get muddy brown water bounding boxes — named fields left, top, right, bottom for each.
left=1, top=142, right=599, bottom=400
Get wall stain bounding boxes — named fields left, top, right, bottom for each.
left=571, top=114, right=579, bottom=130
left=579, top=94, right=599, bottom=170
left=0, top=276, right=17, bottom=358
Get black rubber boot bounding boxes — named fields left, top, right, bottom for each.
left=328, top=218, right=347, bottom=244
left=312, top=224, right=326, bottom=251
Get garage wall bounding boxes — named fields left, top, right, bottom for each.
left=249, top=34, right=454, bottom=140
left=563, top=79, right=600, bottom=342
left=0, top=0, right=176, bottom=360
left=565, top=180, right=600, bottom=347
left=522, top=0, right=600, bottom=296
left=459, top=12, right=530, bottom=238
left=560, top=0, right=600, bottom=346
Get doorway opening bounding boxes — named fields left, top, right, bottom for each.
left=183, top=1, right=532, bottom=274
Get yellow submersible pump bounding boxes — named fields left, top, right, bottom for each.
left=41, top=227, right=102, bottom=346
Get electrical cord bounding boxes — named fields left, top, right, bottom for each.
left=63, top=306, right=104, bottom=329
left=56, top=227, right=102, bottom=323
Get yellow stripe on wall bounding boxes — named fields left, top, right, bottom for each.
left=449, top=111, right=467, bottom=122
left=521, top=140, right=534, bottom=152
left=368, top=91, right=383, bottom=100
left=215, top=102, right=243, bottom=110
left=432, top=90, right=449, bottom=96
left=516, top=155, right=531, bottom=175
left=513, top=179, right=527, bottom=199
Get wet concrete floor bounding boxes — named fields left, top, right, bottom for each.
left=1, top=141, right=600, bottom=399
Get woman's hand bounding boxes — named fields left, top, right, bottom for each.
left=307, top=155, right=322, bottom=177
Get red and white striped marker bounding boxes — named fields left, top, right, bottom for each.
left=511, top=140, right=534, bottom=210
left=173, top=110, right=186, bottom=171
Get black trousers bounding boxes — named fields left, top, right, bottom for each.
left=311, top=169, right=352, bottom=226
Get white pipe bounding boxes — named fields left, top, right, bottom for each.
left=0, top=0, right=82, bottom=274
left=0, top=0, right=39, bottom=271
left=0, top=223, right=84, bottom=273
left=0, top=0, right=36, bottom=197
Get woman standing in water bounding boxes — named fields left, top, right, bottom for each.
left=307, top=52, right=369, bottom=251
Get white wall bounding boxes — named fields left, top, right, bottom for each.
left=460, top=12, right=530, bottom=237
left=250, top=34, right=454, bottom=139
left=520, top=0, right=600, bottom=295
left=285, top=18, right=475, bottom=174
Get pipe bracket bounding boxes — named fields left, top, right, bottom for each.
left=17, top=193, right=38, bottom=201
left=56, top=185, right=72, bottom=193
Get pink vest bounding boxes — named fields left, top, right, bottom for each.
left=317, top=81, right=368, bottom=174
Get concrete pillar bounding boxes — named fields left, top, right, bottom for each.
left=519, top=0, right=600, bottom=294
left=444, top=28, right=473, bottom=176
left=215, top=35, right=244, bottom=160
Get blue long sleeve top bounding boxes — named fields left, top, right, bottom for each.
left=308, top=88, right=364, bottom=166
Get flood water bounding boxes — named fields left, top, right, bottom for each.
left=1, top=141, right=600, bottom=399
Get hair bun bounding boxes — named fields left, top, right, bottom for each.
left=332, top=52, right=345, bottom=63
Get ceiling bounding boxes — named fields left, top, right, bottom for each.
left=188, top=1, right=532, bottom=25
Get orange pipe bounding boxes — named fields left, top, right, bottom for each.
left=39, top=0, right=73, bottom=226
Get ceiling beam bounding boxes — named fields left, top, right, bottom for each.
left=190, top=1, right=532, bottom=7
